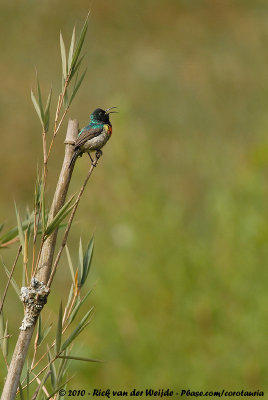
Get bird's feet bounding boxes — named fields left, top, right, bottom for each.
left=95, top=150, right=103, bottom=160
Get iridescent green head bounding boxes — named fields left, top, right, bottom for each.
left=90, top=107, right=117, bottom=124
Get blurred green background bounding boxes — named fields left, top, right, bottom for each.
left=1, top=0, right=268, bottom=396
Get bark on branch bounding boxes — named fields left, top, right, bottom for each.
left=1, top=119, right=78, bottom=400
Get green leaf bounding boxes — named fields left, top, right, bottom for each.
left=78, top=238, right=83, bottom=284
left=65, top=245, right=75, bottom=283
left=0, top=311, right=4, bottom=340
left=0, top=224, right=4, bottom=234
left=31, top=90, right=43, bottom=127
left=26, top=368, right=30, bottom=400
left=34, top=369, right=50, bottom=400
left=56, top=351, right=69, bottom=387
left=2, top=262, right=20, bottom=296
left=68, top=27, right=76, bottom=72
left=56, top=302, right=62, bottom=354
left=45, top=376, right=73, bottom=400
left=18, top=382, right=25, bottom=400
left=80, top=235, right=94, bottom=287
left=0, top=212, right=34, bottom=246
left=14, top=203, right=25, bottom=252
left=58, top=354, right=102, bottom=363
left=3, top=320, right=8, bottom=358
left=65, top=284, right=74, bottom=315
left=68, top=289, right=92, bottom=324
left=69, top=55, right=84, bottom=81
left=44, top=87, right=52, bottom=133
left=71, top=14, right=89, bottom=72
left=61, top=308, right=93, bottom=351
left=60, top=32, right=67, bottom=80
left=36, top=73, right=45, bottom=122
left=48, top=349, right=57, bottom=390
left=44, top=195, right=75, bottom=238
left=68, top=69, right=87, bottom=106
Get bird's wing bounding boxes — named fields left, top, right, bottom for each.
left=75, top=127, right=103, bottom=149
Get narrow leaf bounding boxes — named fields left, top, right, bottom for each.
left=36, top=74, right=45, bottom=122
left=69, top=55, right=84, bottom=81
left=65, top=245, right=75, bottom=283
left=44, top=87, right=52, bottom=133
left=33, top=369, right=50, bottom=400
left=0, top=212, right=34, bottom=246
left=61, top=308, right=93, bottom=351
left=58, top=355, right=102, bottom=363
left=0, top=224, right=4, bottom=234
left=68, top=289, right=92, bottom=324
left=44, top=195, right=75, bottom=238
left=45, top=376, right=73, bottom=400
left=68, top=27, right=76, bottom=72
left=68, top=69, right=87, bottom=106
left=80, top=235, right=94, bottom=287
left=18, top=382, right=25, bottom=400
left=31, top=90, right=43, bottom=127
left=47, top=349, right=56, bottom=390
left=71, top=14, right=89, bottom=71
left=14, top=203, right=25, bottom=251
left=60, top=32, right=67, bottom=80
left=2, top=263, right=20, bottom=296
left=3, top=320, right=8, bottom=358
left=56, top=302, right=63, bottom=354
left=78, top=238, right=83, bottom=285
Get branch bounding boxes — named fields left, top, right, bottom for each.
left=1, top=119, right=78, bottom=400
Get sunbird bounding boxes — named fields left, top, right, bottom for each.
left=69, top=107, right=117, bottom=168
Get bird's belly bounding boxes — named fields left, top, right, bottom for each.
left=82, top=132, right=109, bottom=152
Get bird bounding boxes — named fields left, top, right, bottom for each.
left=69, top=107, right=117, bottom=168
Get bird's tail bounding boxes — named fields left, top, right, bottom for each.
left=69, top=149, right=80, bottom=169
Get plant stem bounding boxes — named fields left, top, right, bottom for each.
left=0, top=245, right=22, bottom=314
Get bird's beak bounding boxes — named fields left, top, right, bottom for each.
left=105, top=106, right=118, bottom=114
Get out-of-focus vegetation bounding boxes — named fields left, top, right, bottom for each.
left=0, top=0, right=268, bottom=394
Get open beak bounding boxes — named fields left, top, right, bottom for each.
left=105, top=106, right=118, bottom=114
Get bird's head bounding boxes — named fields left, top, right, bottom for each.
left=90, top=107, right=117, bottom=124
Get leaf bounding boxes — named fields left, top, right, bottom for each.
left=69, top=55, right=84, bottom=81
left=68, top=289, right=92, bottom=324
left=68, top=27, right=76, bottom=73
left=18, top=382, right=25, bottom=400
left=58, top=354, right=102, bottom=363
left=26, top=368, right=30, bottom=400
left=33, top=369, right=50, bottom=400
left=3, top=320, right=8, bottom=358
left=2, top=262, right=20, bottom=296
left=61, top=308, right=93, bottom=351
left=45, top=376, right=73, bottom=400
left=47, top=349, right=57, bottom=390
left=68, top=69, right=87, bottom=106
left=44, top=87, right=52, bottom=133
left=56, top=302, right=63, bottom=354
left=31, top=90, right=43, bottom=127
left=0, top=213, right=34, bottom=246
left=36, top=73, right=45, bottom=122
left=80, top=235, right=94, bottom=287
left=65, top=246, right=75, bottom=283
left=44, top=195, right=75, bottom=238
left=78, top=238, right=83, bottom=284
left=65, top=284, right=74, bottom=316
left=0, top=224, right=4, bottom=234
left=60, top=32, right=67, bottom=80
left=70, top=14, right=89, bottom=72
left=14, top=203, right=25, bottom=252
left=0, top=312, right=4, bottom=339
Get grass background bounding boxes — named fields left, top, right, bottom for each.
left=0, top=0, right=268, bottom=396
